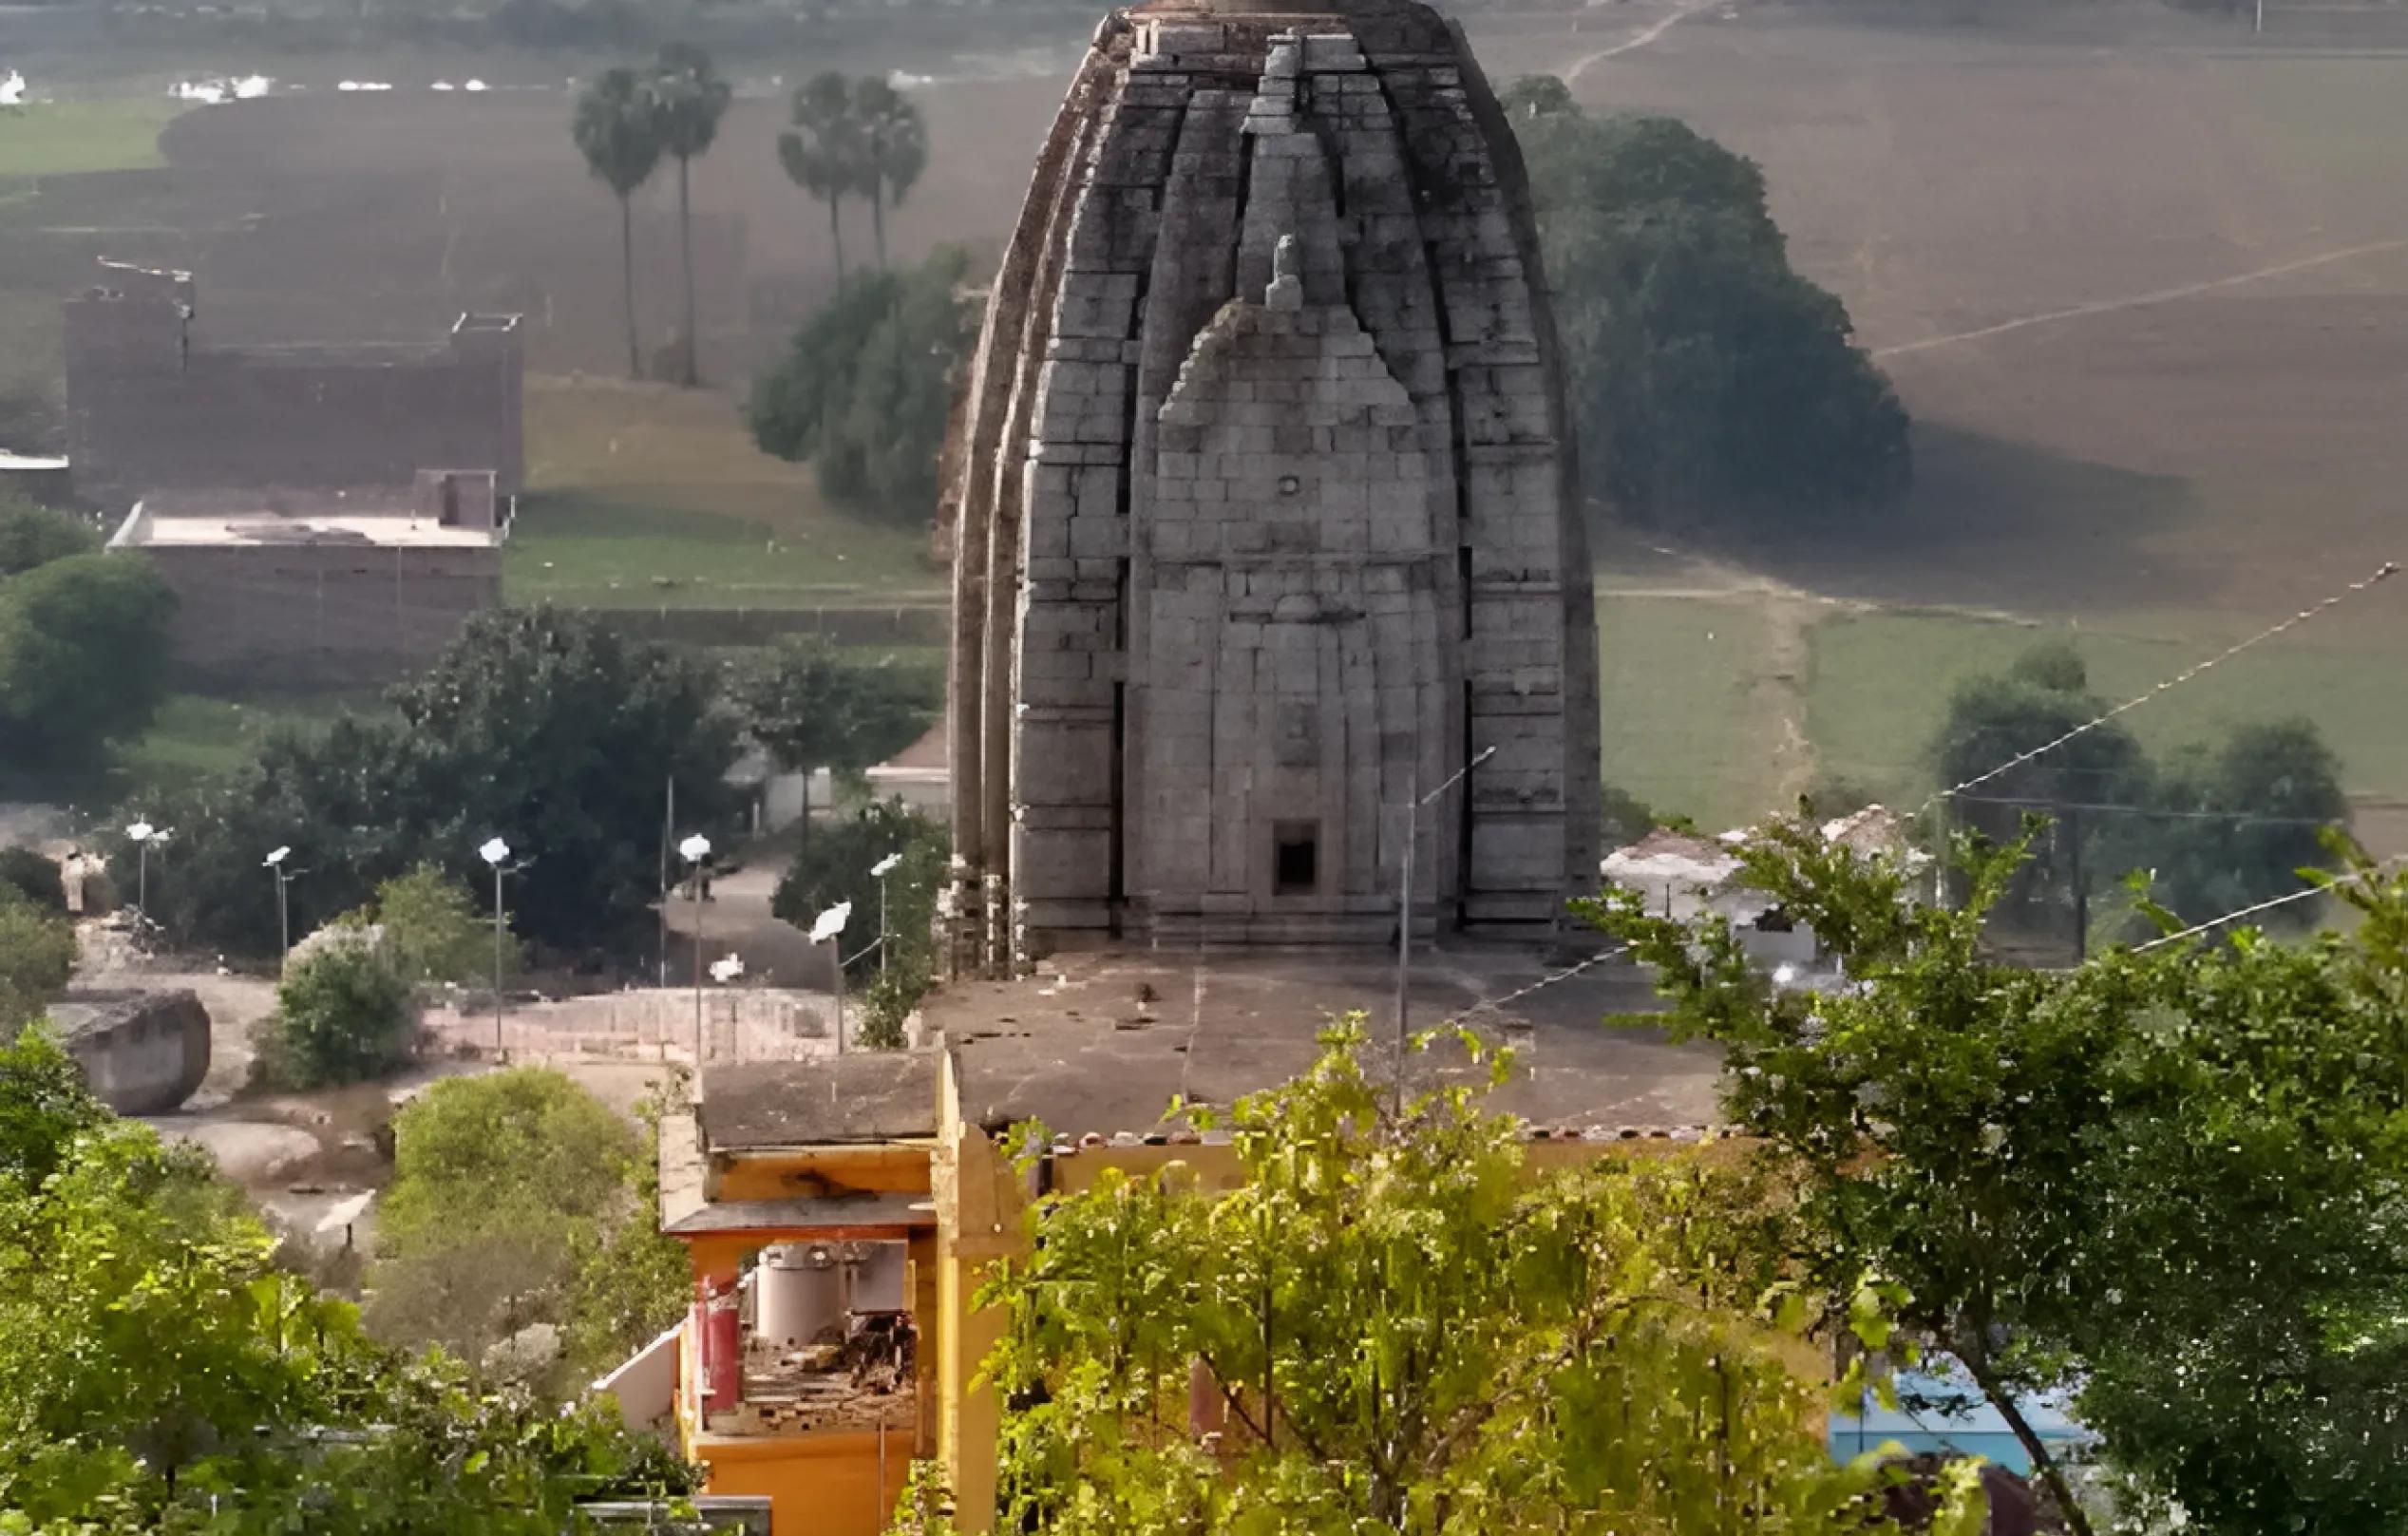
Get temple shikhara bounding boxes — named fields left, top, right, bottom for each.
left=944, top=0, right=1600, bottom=970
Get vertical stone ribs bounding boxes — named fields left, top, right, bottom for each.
left=945, top=0, right=1599, bottom=970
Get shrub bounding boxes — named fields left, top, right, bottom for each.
left=250, top=937, right=416, bottom=1090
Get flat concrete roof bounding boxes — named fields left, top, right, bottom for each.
left=925, top=943, right=1719, bottom=1141
left=699, top=1054, right=941, bottom=1148
left=119, top=511, right=498, bottom=549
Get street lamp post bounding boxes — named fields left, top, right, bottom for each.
left=870, top=853, right=901, bottom=981
left=810, top=901, right=852, bottom=1053
left=679, top=833, right=711, bottom=1063
left=1391, top=745, right=1497, bottom=1108
left=124, top=822, right=168, bottom=946
left=263, top=846, right=296, bottom=971
left=479, top=838, right=520, bottom=1062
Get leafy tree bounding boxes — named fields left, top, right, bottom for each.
left=0, top=495, right=96, bottom=578
left=975, top=1021, right=1980, bottom=1535
left=572, top=66, right=666, bottom=381
left=0, top=891, right=74, bottom=1032
left=0, top=1026, right=107, bottom=1193
left=1928, top=641, right=2147, bottom=918
left=119, top=608, right=740, bottom=961
left=770, top=798, right=947, bottom=1048
left=2135, top=716, right=2350, bottom=928
left=1510, top=86, right=1909, bottom=528
left=749, top=249, right=974, bottom=523
left=0, top=1056, right=698, bottom=1527
left=0, top=845, right=63, bottom=911
left=0, top=552, right=175, bottom=771
left=852, top=76, right=927, bottom=270
left=735, top=635, right=940, bottom=843
left=370, top=1069, right=680, bottom=1389
left=1587, top=815, right=2408, bottom=1536
left=646, top=43, right=730, bottom=389
left=367, top=861, right=504, bottom=986
left=780, top=70, right=862, bottom=287
left=251, top=935, right=416, bottom=1090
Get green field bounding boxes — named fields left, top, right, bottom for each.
left=0, top=100, right=183, bottom=179
left=508, top=376, right=946, bottom=610
left=1807, top=610, right=2408, bottom=807
left=1596, top=594, right=1790, bottom=833
left=116, top=692, right=370, bottom=785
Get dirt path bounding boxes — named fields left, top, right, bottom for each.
left=1874, top=235, right=2408, bottom=359
left=1564, top=0, right=1730, bottom=82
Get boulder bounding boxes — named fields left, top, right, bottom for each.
left=50, top=987, right=212, bottom=1114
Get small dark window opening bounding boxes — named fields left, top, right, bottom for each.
left=1274, top=823, right=1319, bottom=895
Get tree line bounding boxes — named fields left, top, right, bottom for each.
left=571, top=49, right=930, bottom=388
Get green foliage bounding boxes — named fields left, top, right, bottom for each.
left=1598, top=780, right=1656, bottom=848
left=371, top=1069, right=684, bottom=1389
left=1510, top=85, right=1909, bottom=528
left=780, top=71, right=866, bottom=282
left=369, top=862, right=506, bottom=986
left=0, top=893, right=74, bottom=1032
left=115, top=607, right=740, bottom=961
left=0, top=552, right=175, bottom=772
left=252, top=937, right=416, bottom=1090
left=976, top=1021, right=1968, bottom=1535
left=852, top=77, right=927, bottom=268
left=0, top=846, right=64, bottom=911
left=771, top=799, right=947, bottom=1049
left=735, top=635, right=940, bottom=781
left=1933, top=643, right=2351, bottom=936
left=0, top=1027, right=107, bottom=1195
left=1585, top=816, right=2408, bottom=1536
left=0, top=1063, right=696, bottom=1527
left=748, top=249, right=976, bottom=525
left=0, top=497, right=97, bottom=578
left=572, top=66, right=666, bottom=380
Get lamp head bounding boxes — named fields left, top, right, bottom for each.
left=479, top=837, right=511, bottom=866
left=679, top=833, right=711, bottom=863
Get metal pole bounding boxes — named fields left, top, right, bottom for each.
left=659, top=777, right=674, bottom=988
left=832, top=939, right=847, bottom=1055
left=879, top=873, right=890, bottom=982
left=275, top=870, right=289, bottom=972
left=692, top=878, right=705, bottom=1065
left=137, top=844, right=148, bottom=933
left=493, top=864, right=505, bottom=1062
left=2067, top=806, right=2088, bottom=965
left=1394, top=760, right=1417, bottom=1102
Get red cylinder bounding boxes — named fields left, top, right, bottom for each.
left=702, top=1278, right=743, bottom=1415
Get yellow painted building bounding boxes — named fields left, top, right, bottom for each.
left=654, top=945, right=1726, bottom=1536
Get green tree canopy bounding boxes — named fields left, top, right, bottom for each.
left=571, top=66, right=666, bottom=381
left=770, top=798, right=947, bottom=1047
left=114, top=608, right=740, bottom=961
left=0, top=496, right=97, bottom=578
left=748, top=247, right=975, bottom=525
left=0, top=551, right=175, bottom=772
left=852, top=76, right=927, bottom=269
left=251, top=933, right=416, bottom=1090
left=646, top=41, right=730, bottom=388
left=366, top=861, right=506, bottom=986
left=1588, top=817, right=2408, bottom=1536
left=970, top=1022, right=1981, bottom=1535
left=0, top=1035, right=698, bottom=1528
left=1509, top=85, right=1909, bottom=529
left=0, top=891, right=74, bottom=1032
left=734, top=635, right=939, bottom=782
left=780, top=70, right=864, bottom=285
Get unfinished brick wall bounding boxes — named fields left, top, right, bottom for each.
left=141, top=540, right=501, bottom=691
left=63, top=263, right=522, bottom=509
left=946, top=0, right=1600, bottom=968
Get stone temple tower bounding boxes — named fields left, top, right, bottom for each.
left=946, top=0, right=1600, bottom=971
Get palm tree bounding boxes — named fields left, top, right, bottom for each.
left=646, top=43, right=732, bottom=389
left=851, top=77, right=927, bottom=271
left=571, top=68, right=665, bottom=381
left=778, top=72, right=860, bottom=288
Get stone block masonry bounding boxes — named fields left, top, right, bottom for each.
left=945, top=0, right=1600, bottom=971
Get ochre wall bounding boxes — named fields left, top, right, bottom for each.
left=693, top=1429, right=914, bottom=1536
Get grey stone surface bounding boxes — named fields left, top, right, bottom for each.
left=946, top=0, right=1598, bottom=971
left=699, top=1055, right=941, bottom=1148
left=50, top=987, right=213, bottom=1115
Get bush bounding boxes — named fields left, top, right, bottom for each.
left=251, top=937, right=417, bottom=1090
left=369, top=863, right=508, bottom=987
left=0, top=892, right=76, bottom=1031
left=771, top=799, right=948, bottom=1048
left=0, top=551, right=176, bottom=773
left=0, top=847, right=65, bottom=911
left=0, top=497, right=98, bottom=578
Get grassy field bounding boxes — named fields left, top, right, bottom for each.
left=509, top=376, right=946, bottom=610
left=1596, top=594, right=1790, bottom=833
left=115, top=692, right=370, bottom=785
left=1806, top=610, right=2408, bottom=808
left=0, top=100, right=183, bottom=179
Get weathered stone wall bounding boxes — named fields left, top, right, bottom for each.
left=63, top=267, right=522, bottom=509
left=947, top=0, right=1598, bottom=966
left=139, top=541, right=501, bottom=690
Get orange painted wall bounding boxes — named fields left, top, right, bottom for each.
left=694, top=1429, right=914, bottom=1536
left=714, top=1145, right=935, bottom=1202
